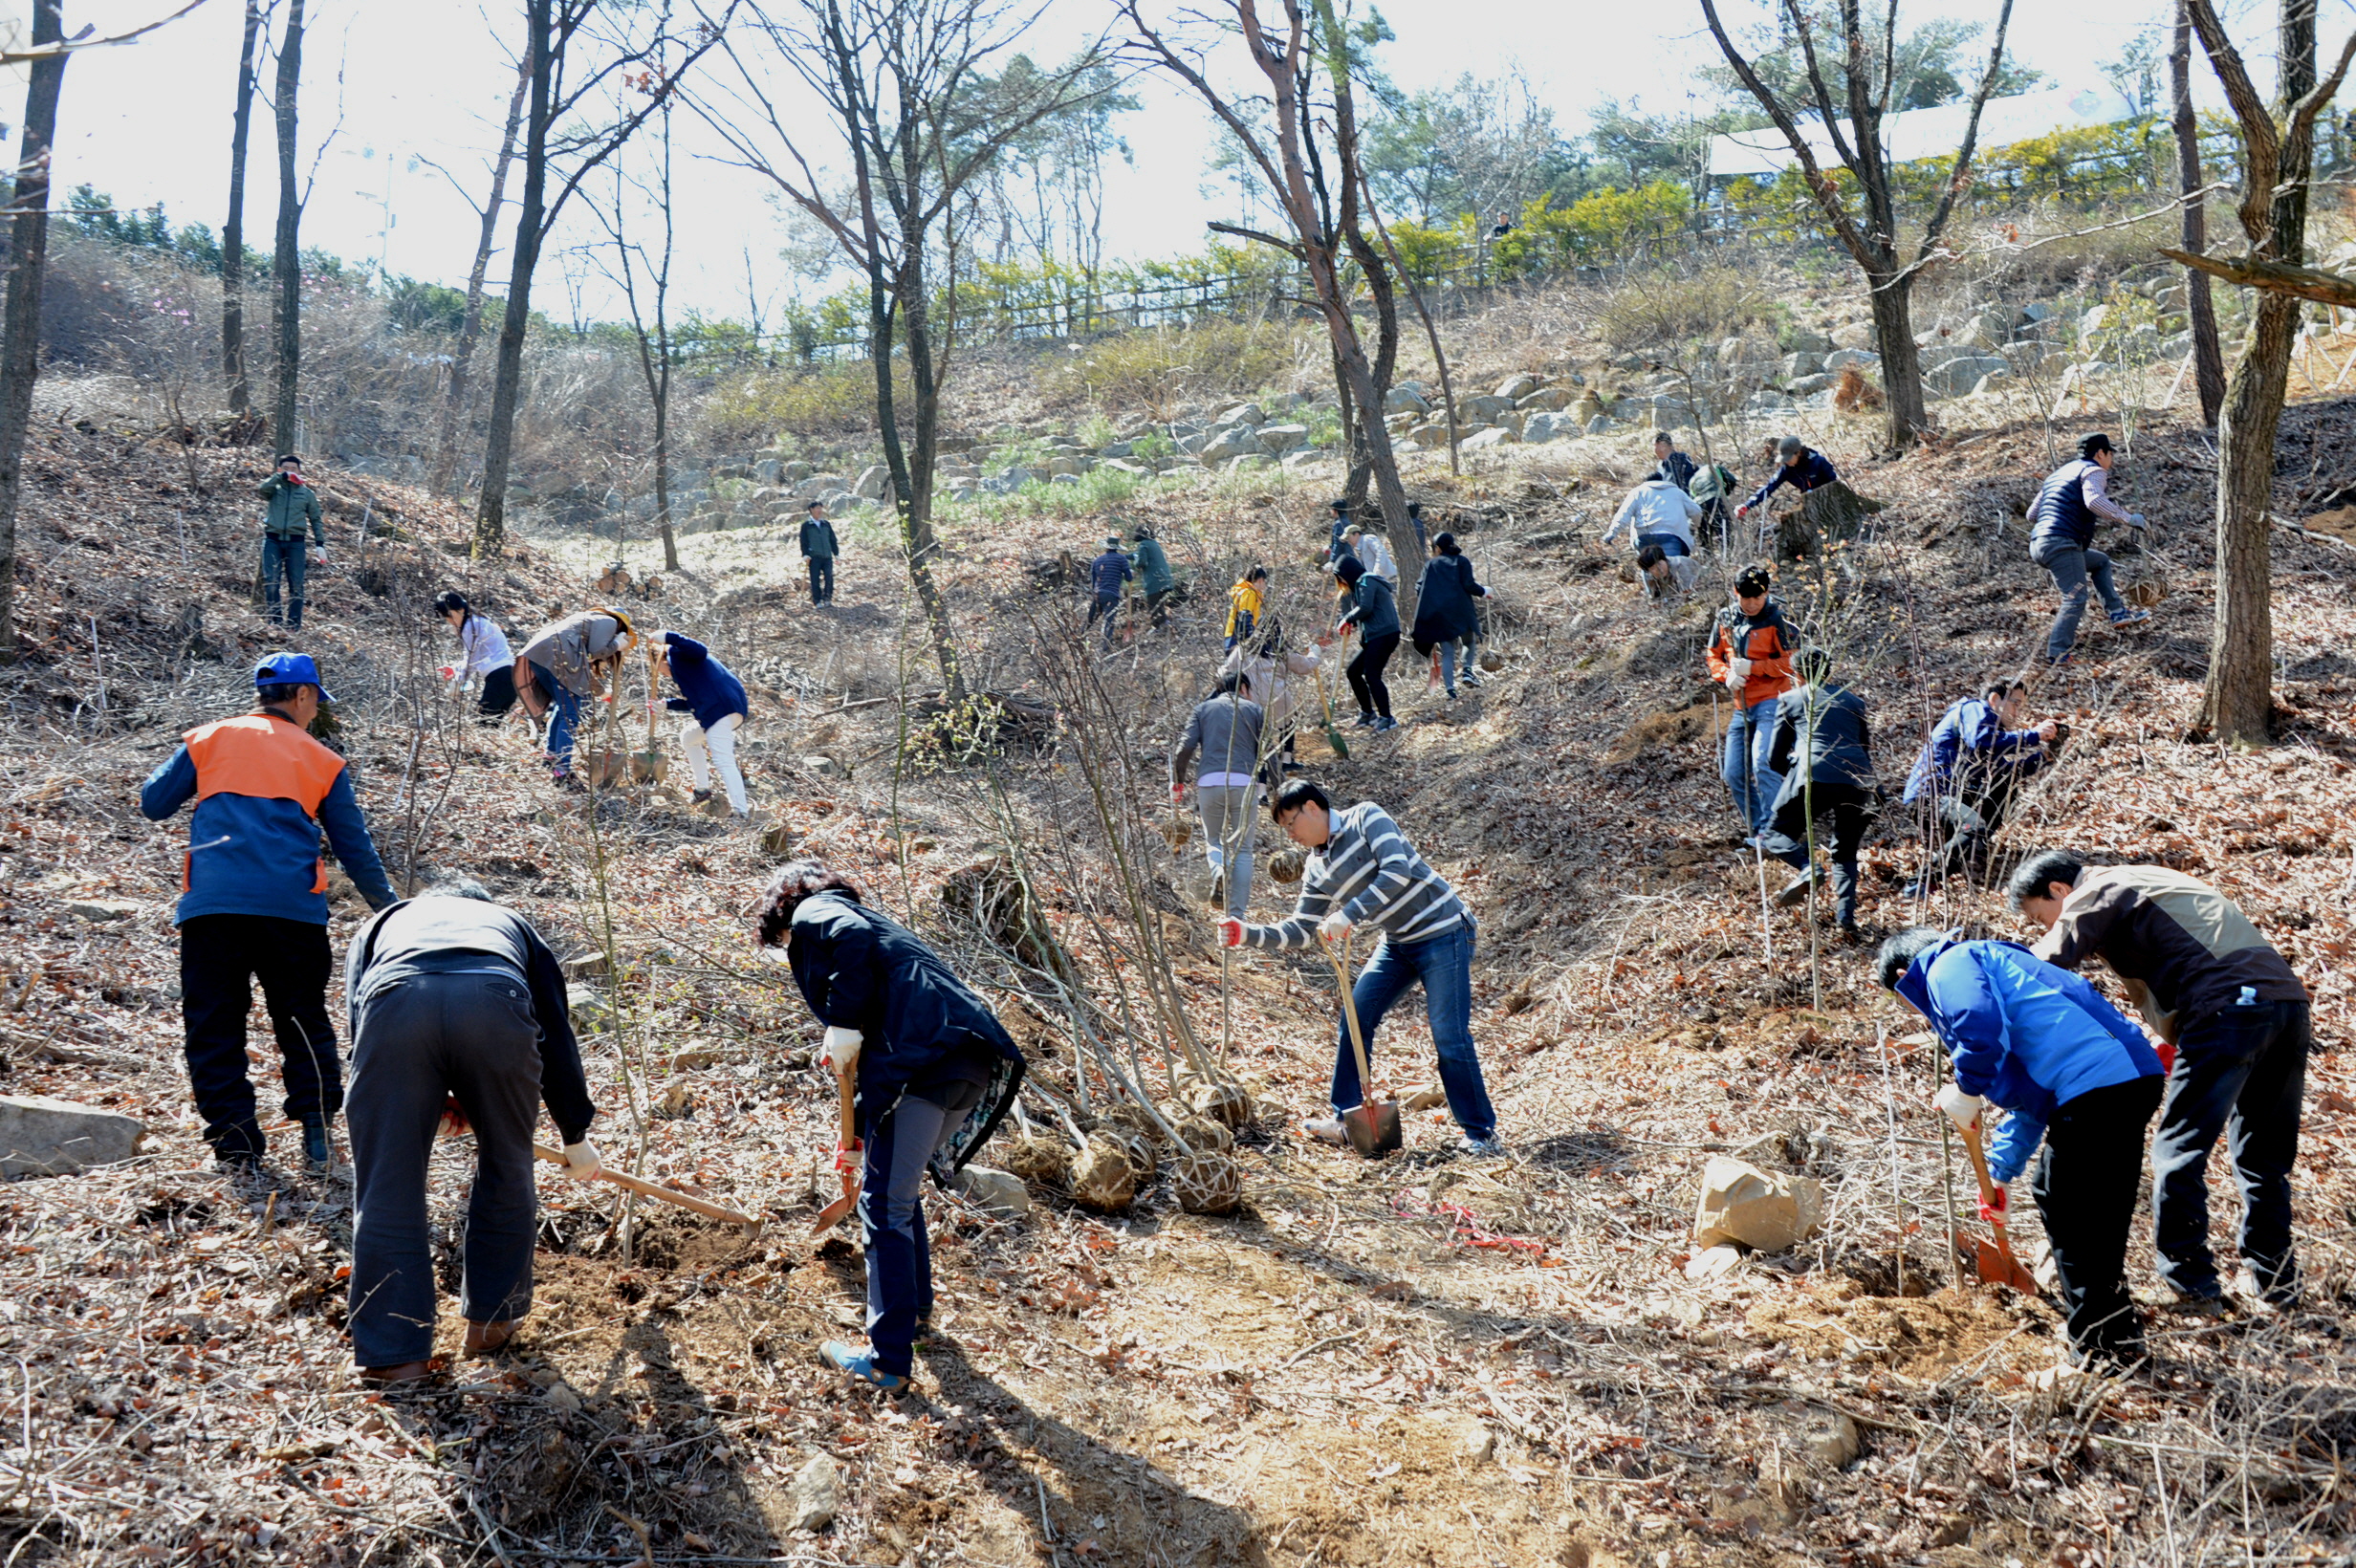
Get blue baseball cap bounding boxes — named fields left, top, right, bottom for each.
left=253, top=651, right=336, bottom=703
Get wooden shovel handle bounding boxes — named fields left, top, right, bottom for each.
left=1325, top=935, right=1378, bottom=1105
left=531, top=1143, right=759, bottom=1229
left=1957, top=1121, right=2024, bottom=1264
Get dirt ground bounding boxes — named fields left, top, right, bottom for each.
left=2, top=352, right=2355, bottom=1568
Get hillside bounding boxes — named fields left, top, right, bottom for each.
left=0, top=350, right=2352, bottom=1568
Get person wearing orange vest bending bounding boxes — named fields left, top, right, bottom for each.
left=140, top=653, right=398, bottom=1173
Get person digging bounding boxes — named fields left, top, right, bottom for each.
left=1217, top=779, right=1501, bottom=1158
left=1760, top=646, right=1878, bottom=940
left=756, top=861, right=1026, bottom=1392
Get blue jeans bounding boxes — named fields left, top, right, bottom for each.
left=261, top=534, right=310, bottom=625
left=2152, top=1001, right=2310, bottom=1300
left=1331, top=920, right=1494, bottom=1139
left=859, top=1081, right=981, bottom=1377
left=1437, top=639, right=1477, bottom=694
left=1721, top=697, right=1783, bottom=836
left=532, top=663, right=581, bottom=770
left=1634, top=533, right=1689, bottom=557
left=2039, top=545, right=2127, bottom=662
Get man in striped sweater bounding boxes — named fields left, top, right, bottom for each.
left=1217, top=779, right=1501, bottom=1156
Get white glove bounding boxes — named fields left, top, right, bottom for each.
left=1935, top=1084, right=1983, bottom=1132
left=561, top=1137, right=602, bottom=1177
left=1318, top=909, right=1354, bottom=945
left=819, top=1025, right=864, bottom=1074
left=2127, top=512, right=2147, bottom=530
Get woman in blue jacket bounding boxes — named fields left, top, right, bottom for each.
left=1879, top=927, right=2166, bottom=1365
left=756, top=862, right=1025, bottom=1391
left=653, top=630, right=752, bottom=817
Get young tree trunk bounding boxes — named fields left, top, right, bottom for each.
left=268, top=0, right=307, bottom=451
left=2172, top=0, right=2227, bottom=427
left=431, top=58, right=530, bottom=498
left=0, top=0, right=64, bottom=658
left=1866, top=272, right=1927, bottom=446
left=2207, top=292, right=2299, bottom=742
left=222, top=0, right=261, bottom=417
left=874, top=243, right=965, bottom=700
left=472, top=2, right=552, bottom=562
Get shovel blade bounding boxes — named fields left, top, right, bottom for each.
left=1974, top=1235, right=2039, bottom=1293
left=1342, top=1099, right=1403, bottom=1159
left=1325, top=725, right=1351, bottom=759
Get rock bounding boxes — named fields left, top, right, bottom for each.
left=1691, top=1157, right=1825, bottom=1252
left=1925, top=354, right=2010, bottom=396
left=1785, top=328, right=1833, bottom=355
left=787, top=1454, right=842, bottom=1532
left=1829, top=320, right=1875, bottom=350
left=953, top=1165, right=1031, bottom=1218
left=1214, top=402, right=1266, bottom=427
left=558, top=949, right=612, bottom=980
left=1778, top=352, right=1825, bottom=380
left=1516, top=385, right=1573, bottom=410
left=1406, top=422, right=1452, bottom=447
left=2021, top=300, right=2057, bottom=324
left=852, top=465, right=890, bottom=501
left=1785, top=374, right=1834, bottom=397
left=544, top=1382, right=583, bottom=1414
left=1584, top=415, right=1612, bottom=435
left=1824, top=347, right=1879, bottom=370
left=2080, top=303, right=2111, bottom=336
left=800, top=754, right=840, bottom=777
left=69, top=900, right=138, bottom=923
left=1383, top=384, right=1429, bottom=414
left=0, top=1096, right=144, bottom=1178
left=1460, top=426, right=1518, bottom=450
left=1254, top=423, right=1310, bottom=453
left=1458, top=1420, right=1497, bottom=1463
left=1046, top=455, right=1084, bottom=477
left=1684, top=1243, right=1745, bottom=1280
left=1971, top=370, right=2013, bottom=396
left=753, top=458, right=784, bottom=484
left=1100, top=458, right=1152, bottom=477
left=1522, top=412, right=1573, bottom=443
left=782, top=459, right=815, bottom=482
left=1802, top=1411, right=1861, bottom=1469
left=1227, top=453, right=1274, bottom=472
left=1196, top=426, right=1254, bottom=464
left=1459, top=393, right=1516, bottom=421
left=1494, top=373, right=1540, bottom=401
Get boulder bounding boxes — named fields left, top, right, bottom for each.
left=1213, top=402, right=1266, bottom=427
left=1100, top=458, right=1152, bottom=478
left=782, top=459, right=815, bottom=482
left=0, top=1096, right=144, bottom=1178
left=1494, top=373, right=1540, bottom=401
left=787, top=1454, right=842, bottom=1532
left=1784, top=328, right=1834, bottom=356
left=1255, top=423, right=1310, bottom=453
left=2021, top=300, right=2057, bottom=324
left=1823, top=347, right=1879, bottom=371
left=1971, top=370, right=2013, bottom=396
left=1522, top=412, right=1574, bottom=443
left=1516, top=386, right=1573, bottom=411
left=1047, top=455, right=1085, bottom=477
left=753, top=457, right=784, bottom=485
left=954, top=1165, right=1031, bottom=1218
left=1196, top=427, right=1254, bottom=465
left=2080, top=303, right=2111, bottom=336
left=1584, top=414, right=1612, bottom=435
left=1925, top=355, right=2010, bottom=397
left=1691, top=1156, right=1825, bottom=1252
left=1829, top=320, right=1875, bottom=350
left=1227, top=452, right=1275, bottom=472
left=852, top=465, right=890, bottom=500
left=1778, top=352, right=1825, bottom=380
left=1406, top=422, right=1453, bottom=447
left=1785, top=374, right=1834, bottom=397
left=1459, top=393, right=1516, bottom=421
left=1460, top=426, right=1518, bottom=451
left=1383, top=384, right=1429, bottom=414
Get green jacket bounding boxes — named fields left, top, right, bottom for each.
left=259, top=474, right=326, bottom=544
left=1133, top=537, right=1175, bottom=595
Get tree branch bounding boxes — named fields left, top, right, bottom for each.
left=2158, top=246, right=2356, bottom=309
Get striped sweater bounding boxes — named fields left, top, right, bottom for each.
left=1245, top=802, right=1468, bottom=950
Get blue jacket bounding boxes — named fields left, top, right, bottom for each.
left=2028, top=457, right=2131, bottom=558
left=1088, top=549, right=1133, bottom=599
left=660, top=632, right=750, bottom=730
left=1743, top=447, right=1839, bottom=512
left=141, top=710, right=397, bottom=926
left=787, top=891, right=1024, bottom=1183
left=1339, top=572, right=1400, bottom=642
left=1894, top=937, right=2163, bottom=1184
left=1904, top=696, right=2046, bottom=803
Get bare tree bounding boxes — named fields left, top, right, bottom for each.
left=425, top=54, right=531, bottom=498
left=2160, top=0, right=2356, bottom=744
left=470, top=0, right=724, bottom=561
left=1699, top=0, right=2017, bottom=447
left=268, top=0, right=306, bottom=448
left=691, top=0, right=1106, bottom=694
left=222, top=0, right=264, bottom=418
left=2170, top=0, right=2224, bottom=428
left=1116, top=0, right=1422, bottom=622
left=0, top=0, right=65, bottom=659
left=587, top=60, right=684, bottom=574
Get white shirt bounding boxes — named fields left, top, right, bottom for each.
left=1603, top=479, right=1703, bottom=550
left=454, top=614, right=514, bottom=678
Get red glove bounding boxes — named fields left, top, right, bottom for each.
left=1216, top=917, right=1244, bottom=948
left=437, top=1095, right=470, bottom=1139
left=2157, top=1039, right=2178, bottom=1074
left=1171, top=782, right=1186, bottom=802
left=438, top=664, right=458, bottom=682
left=1977, top=1187, right=2009, bottom=1226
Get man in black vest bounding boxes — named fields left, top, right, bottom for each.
left=2029, top=433, right=2150, bottom=665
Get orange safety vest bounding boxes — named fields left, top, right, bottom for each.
left=183, top=711, right=347, bottom=893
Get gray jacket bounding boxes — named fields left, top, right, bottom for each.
left=1172, top=693, right=1267, bottom=786
left=518, top=611, right=632, bottom=697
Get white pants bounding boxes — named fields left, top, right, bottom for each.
left=681, top=712, right=747, bottom=814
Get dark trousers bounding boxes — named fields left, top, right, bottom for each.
left=1086, top=592, right=1121, bottom=647
left=2034, top=1073, right=2164, bottom=1360
left=179, top=914, right=338, bottom=1159
left=346, top=969, right=546, bottom=1367
left=261, top=534, right=310, bottom=627
left=1347, top=632, right=1400, bottom=719
left=476, top=664, right=518, bottom=723
left=860, top=1081, right=983, bottom=1378
left=2153, top=1001, right=2309, bottom=1301
left=1145, top=587, right=1177, bottom=630
left=808, top=556, right=835, bottom=605
left=1765, top=779, right=1872, bottom=924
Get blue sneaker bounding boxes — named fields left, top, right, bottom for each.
left=1373, top=716, right=1398, bottom=733
left=820, top=1340, right=907, bottom=1391
left=2109, top=607, right=2151, bottom=627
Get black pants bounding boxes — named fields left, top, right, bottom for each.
left=1145, top=587, right=1177, bottom=630
left=1086, top=592, right=1121, bottom=647
left=179, top=914, right=338, bottom=1159
left=1347, top=632, right=1400, bottom=719
left=2153, top=1001, right=2310, bottom=1301
left=476, top=664, right=518, bottom=724
left=1766, top=779, right=1872, bottom=923
left=808, top=556, right=835, bottom=605
left=2034, top=1073, right=2165, bottom=1360
left=347, top=969, right=546, bottom=1367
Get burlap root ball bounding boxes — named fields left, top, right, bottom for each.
left=1267, top=848, right=1307, bottom=884
left=1157, top=817, right=1195, bottom=851
left=1000, top=1134, right=1072, bottom=1187
left=1477, top=648, right=1505, bottom=672
left=1069, top=1143, right=1137, bottom=1211
left=1172, top=1115, right=1233, bottom=1153
left=1172, top=1150, right=1242, bottom=1215
left=1189, top=1078, right=1254, bottom=1129
left=1099, top=1101, right=1162, bottom=1144
left=1099, top=1127, right=1158, bottom=1181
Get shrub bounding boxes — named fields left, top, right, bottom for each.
left=698, top=359, right=910, bottom=450
left=1044, top=318, right=1314, bottom=419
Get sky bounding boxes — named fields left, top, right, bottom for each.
left=33, top=0, right=2256, bottom=323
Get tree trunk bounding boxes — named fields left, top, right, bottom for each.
left=1335, top=346, right=1366, bottom=508
left=1341, top=216, right=1413, bottom=580
left=2207, top=292, right=2299, bottom=743
left=0, top=0, right=63, bottom=657
left=269, top=0, right=306, bottom=451
left=472, top=1, right=552, bottom=562
left=1866, top=273, right=1927, bottom=447
left=431, top=58, right=529, bottom=498
left=2173, top=0, right=2226, bottom=427
left=222, top=0, right=260, bottom=417
left=876, top=242, right=965, bottom=700
left=652, top=384, right=676, bottom=572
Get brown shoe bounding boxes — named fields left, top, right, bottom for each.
left=463, top=1319, right=517, bottom=1356
left=358, top=1361, right=434, bottom=1385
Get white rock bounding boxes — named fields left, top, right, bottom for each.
left=954, top=1165, right=1031, bottom=1217
left=787, top=1454, right=842, bottom=1532
left=1383, top=384, right=1429, bottom=414
left=852, top=465, right=890, bottom=501
left=1824, top=347, right=1879, bottom=371
left=1803, top=1412, right=1861, bottom=1468
left=1584, top=415, right=1612, bottom=435
left=1214, top=402, right=1266, bottom=427
left=1829, top=320, right=1875, bottom=350
left=544, top=1382, right=583, bottom=1414
left=1684, top=1243, right=1745, bottom=1280
left=1494, top=374, right=1540, bottom=401
left=0, top=1096, right=144, bottom=1178
left=1459, top=1421, right=1497, bottom=1463
left=1691, top=1157, right=1825, bottom=1252
left=1254, top=423, right=1310, bottom=453
left=1778, top=352, right=1825, bottom=380
left=1460, top=426, right=1518, bottom=450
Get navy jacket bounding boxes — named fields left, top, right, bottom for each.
left=1743, top=448, right=1839, bottom=512
left=1339, top=573, right=1400, bottom=642
left=660, top=633, right=750, bottom=730
left=1087, top=549, right=1133, bottom=599
left=1894, top=937, right=2163, bottom=1184
left=799, top=515, right=840, bottom=560
left=1904, top=696, right=2045, bottom=803
left=1766, top=681, right=1873, bottom=808
left=787, top=891, right=1024, bottom=1181
left=2028, top=457, right=2136, bottom=559
left=1409, top=554, right=1485, bottom=652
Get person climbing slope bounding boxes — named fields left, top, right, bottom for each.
left=652, top=629, right=753, bottom=820
left=433, top=590, right=518, bottom=726
left=1327, top=555, right=1400, bottom=732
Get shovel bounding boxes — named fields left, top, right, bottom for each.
left=531, top=1143, right=760, bottom=1230
left=1959, top=1122, right=2039, bottom=1293
left=1325, top=933, right=1401, bottom=1158
left=812, top=1065, right=863, bottom=1234
left=1312, top=657, right=1351, bottom=759
left=631, top=648, right=668, bottom=783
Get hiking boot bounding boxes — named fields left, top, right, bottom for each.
left=464, top=1319, right=517, bottom=1356
left=1774, top=869, right=1817, bottom=907
left=2109, top=607, right=2152, bottom=627
left=1304, top=1117, right=1347, bottom=1147
left=358, top=1361, right=434, bottom=1386
left=299, top=1116, right=333, bottom=1171
left=1353, top=712, right=1378, bottom=728
left=689, top=789, right=712, bottom=806
left=1458, top=1135, right=1507, bottom=1159
left=1837, top=918, right=1863, bottom=943
left=1372, top=716, right=1398, bottom=733
left=2163, top=1290, right=2229, bottom=1318
left=820, top=1340, right=907, bottom=1392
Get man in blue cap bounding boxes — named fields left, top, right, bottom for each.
left=141, top=653, right=398, bottom=1172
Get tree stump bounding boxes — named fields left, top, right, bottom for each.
left=1777, top=480, right=1885, bottom=561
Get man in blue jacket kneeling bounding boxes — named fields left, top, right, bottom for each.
left=1877, top=926, right=2167, bottom=1367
